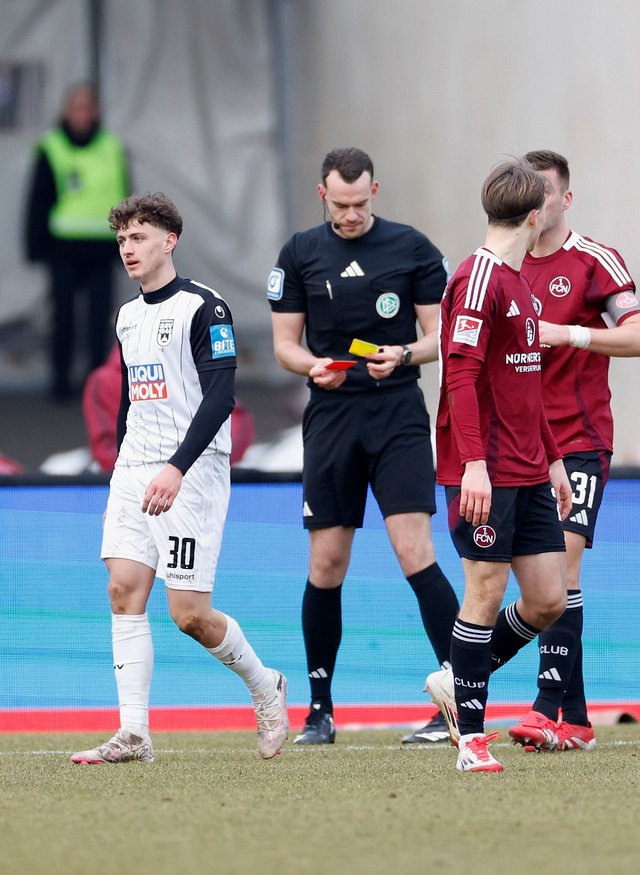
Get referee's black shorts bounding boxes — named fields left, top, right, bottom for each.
left=302, top=383, right=437, bottom=530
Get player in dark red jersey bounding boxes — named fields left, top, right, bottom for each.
left=428, top=159, right=572, bottom=772
left=508, top=150, right=640, bottom=752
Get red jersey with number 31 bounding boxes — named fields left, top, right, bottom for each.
left=522, top=231, right=638, bottom=454
left=437, top=247, right=550, bottom=486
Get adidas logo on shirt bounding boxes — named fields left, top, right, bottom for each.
left=340, top=261, right=365, bottom=278
left=506, top=300, right=520, bottom=317
left=303, top=501, right=313, bottom=517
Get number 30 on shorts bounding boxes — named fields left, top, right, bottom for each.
left=167, top=536, right=196, bottom=570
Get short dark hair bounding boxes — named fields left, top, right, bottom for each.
left=524, top=149, right=570, bottom=190
left=481, top=160, right=546, bottom=227
left=108, top=192, right=183, bottom=237
left=321, top=147, right=374, bottom=186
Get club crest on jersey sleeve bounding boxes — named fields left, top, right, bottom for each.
left=209, top=324, right=236, bottom=359
left=129, top=363, right=167, bottom=401
left=453, top=314, right=483, bottom=346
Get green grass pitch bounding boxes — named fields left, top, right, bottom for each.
left=1, top=725, right=639, bottom=875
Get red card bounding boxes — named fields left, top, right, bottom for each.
left=325, top=360, right=357, bottom=370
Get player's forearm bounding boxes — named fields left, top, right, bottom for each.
left=390, top=332, right=438, bottom=366
left=274, top=340, right=320, bottom=377
left=584, top=324, right=640, bottom=357
left=414, top=303, right=441, bottom=364
left=541, top=319, right=640, bottom=357
left=446, top=355, right=485, bottom=463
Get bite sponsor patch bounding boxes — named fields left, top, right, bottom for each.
left=210, top=324, right=236, bottom=359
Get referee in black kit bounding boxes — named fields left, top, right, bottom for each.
left=267, top=147, right=459, bottom=745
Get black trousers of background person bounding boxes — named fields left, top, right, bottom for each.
left=48, top=240, right=116, bottom=400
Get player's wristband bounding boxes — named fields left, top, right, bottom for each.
left=568, top=325, right=592, bottom=349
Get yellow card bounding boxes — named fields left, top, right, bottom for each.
left=349, top=338, right=379, bottom=356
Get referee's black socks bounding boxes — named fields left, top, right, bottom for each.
left=301, top=579, right=342, bottom=711
left=406, top=563, right=460, bottom=667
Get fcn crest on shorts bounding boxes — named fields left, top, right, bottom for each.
left=157, top=319, right=174, bottom=346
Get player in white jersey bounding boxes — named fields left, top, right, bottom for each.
left=71, top=193, right=288, bottom=764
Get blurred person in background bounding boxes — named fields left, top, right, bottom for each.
left=24, top=81, right=130, bottom=401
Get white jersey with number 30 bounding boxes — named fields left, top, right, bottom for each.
left=115, top=277, right=236, bottom=466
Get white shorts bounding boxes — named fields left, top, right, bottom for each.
left=101, top=454, right=230, bottom=591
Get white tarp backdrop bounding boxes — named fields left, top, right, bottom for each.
left=2, top=0, right=640, bottom=460
left=0, top=0, right=285, bottom=380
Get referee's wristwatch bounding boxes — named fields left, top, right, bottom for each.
left=400, top=345, right=412, bottom=366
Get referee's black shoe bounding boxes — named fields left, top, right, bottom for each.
left=401, top=711, right=450, bottom=744
left=294, top=706, right=336, bottom=745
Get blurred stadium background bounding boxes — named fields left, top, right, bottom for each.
left=2, top=0, right=640, bottom=468
left=0, top=1, right=638, bottom=725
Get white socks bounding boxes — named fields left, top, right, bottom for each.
left=112, top=612, right=153, bottom=737
left=205, top=614, right=274, bottom=703
left=111, top=611, right=273, bottom=733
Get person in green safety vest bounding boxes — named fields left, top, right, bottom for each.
left=24, top=81, right=130, bottom=401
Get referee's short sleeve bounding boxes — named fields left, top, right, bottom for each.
left=413, top=231, right=449, bottom=306
left=267, top=235, right=307, bottom=314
